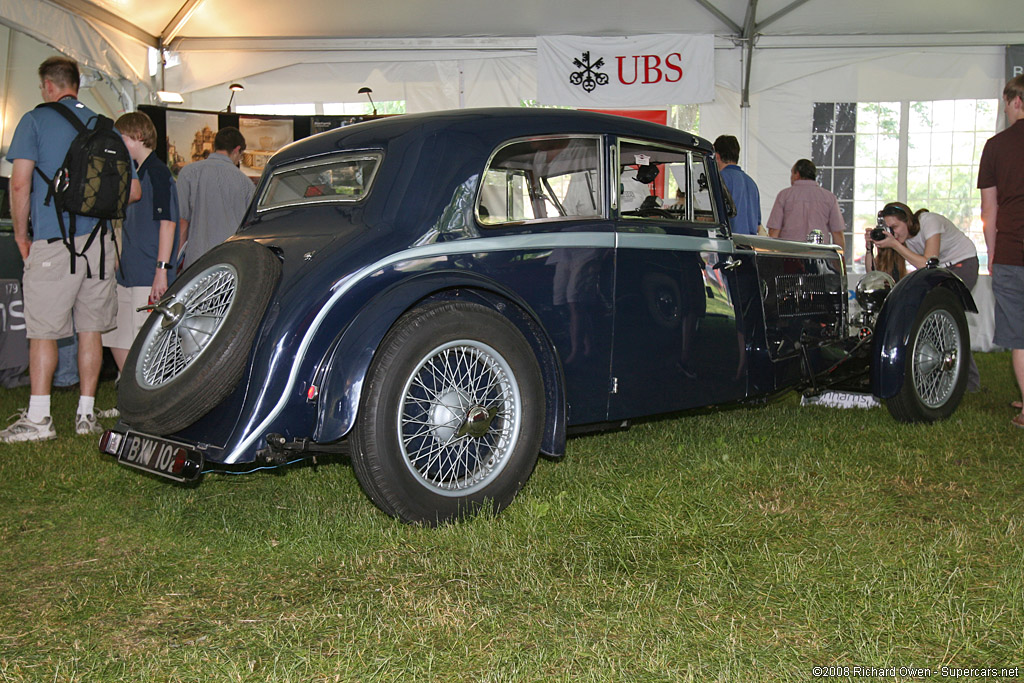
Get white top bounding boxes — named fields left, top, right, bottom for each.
left=905, top=211, right=977, bottom=267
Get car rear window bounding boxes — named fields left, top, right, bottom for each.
left=257, top=153, right=382, bottom=211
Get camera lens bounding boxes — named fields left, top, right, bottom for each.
left=870, top=227, right=888, bottom=241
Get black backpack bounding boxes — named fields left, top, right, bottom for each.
left=33, top=101, right=132, bottom=278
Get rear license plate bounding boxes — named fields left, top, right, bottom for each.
left=113, top=432, right=203, bottom=482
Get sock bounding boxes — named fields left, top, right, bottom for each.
left=28, top=395, right=51, bottom=423
left=77, top=395, right=95, bottom=418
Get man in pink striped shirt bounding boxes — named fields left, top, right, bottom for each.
left=766, top=159, right=846, bottom=249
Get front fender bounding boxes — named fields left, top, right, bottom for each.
left=871, top=266, right=977, bottom=399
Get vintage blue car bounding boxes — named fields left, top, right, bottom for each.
left=100, top=108, right=976, bottom=524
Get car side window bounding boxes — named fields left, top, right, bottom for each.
left=689, top=155, right=718, bottom=224
left=478, top=136, right=602, bottom=226
left=616, top=140, right=719, bottom=228
left=257, top=153, right=382, bottom=212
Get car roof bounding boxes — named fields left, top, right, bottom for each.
left=268, top=107, right=713, bottom=169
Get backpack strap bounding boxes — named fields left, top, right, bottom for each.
left=76, top=219, right=110, bottom=280
left=33, top=102, right=89, bottom=272
left=35, top=101, right=88, bottom=133
left=33, top=101, right=86, bottom=210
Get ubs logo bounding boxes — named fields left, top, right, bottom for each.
left=569, top=50, right=686, bottom=92
left=569, top=51, right=609, bottom=93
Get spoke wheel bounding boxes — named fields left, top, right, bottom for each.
left=119, top=241, right=281, bottom=435
left=910, top=308, right=960, bottom=409
left=398, top=340, right=522, bottom=496
left=886, top=288, right=969, bottom=423
left=351, top=301, right=544, bottom=525
left=137, top=264, right=238, bottom=388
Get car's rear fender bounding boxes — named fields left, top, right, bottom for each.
left=871, top=266, right=977, bottom=399
left=312, top=272, right=568, bottom=458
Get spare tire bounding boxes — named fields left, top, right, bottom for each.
left=119, top=241, right=281, bottom=434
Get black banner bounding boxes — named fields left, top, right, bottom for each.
left=1008, top=45, right=1024, bottom=83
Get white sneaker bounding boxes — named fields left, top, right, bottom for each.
left=0, top=410, right=57, bottom=443
left=96, top=407, right=120, bottom=419
left=75, top=413, right=103, bottom=436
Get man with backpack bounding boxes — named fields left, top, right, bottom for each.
left=2, top=56, right=140, bottom=442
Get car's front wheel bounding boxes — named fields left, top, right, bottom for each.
left=351, top=300, right=544, bottom=525
left=886, top=287, right=969, bottom=422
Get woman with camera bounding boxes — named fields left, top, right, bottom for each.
left=865, top=201, right=981, bottom=390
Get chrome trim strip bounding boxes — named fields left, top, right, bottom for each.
left=734, top=233, right=842, bottom=258
left=616, top=231, right=734, bottom=254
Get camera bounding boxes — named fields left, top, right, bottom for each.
left=870, top=226, right=890, bottom=242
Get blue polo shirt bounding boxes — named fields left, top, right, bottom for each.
left=720, top=164, right=762, bottom=236
left=117, top=153, right=179, bottom=288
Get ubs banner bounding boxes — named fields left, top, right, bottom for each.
left=537, top=34, right=715, bottom=108
left=1008, top=45, right=1024, bottom=82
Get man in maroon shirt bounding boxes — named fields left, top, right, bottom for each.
left=979, top=74, right=1024, bottom=427
left=766, top=158, right=846, bottom=249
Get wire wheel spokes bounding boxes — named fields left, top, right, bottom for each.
left=912, top=309, right=961, bottom=408
left=138, top=265, right=238, bottom=388
left=398, top=340, right=521, bottom=496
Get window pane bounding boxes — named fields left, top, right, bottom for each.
left=930, top=166, right=952, bottom=196
left=834, top=134, right=856, bottom=167
left=907, top=136, right=930, bottom=167
left=618, top=140, right=696, bottom=222
left=836, top=103, right=857, bottom=133
left=976, top=101, right=998, bottom=131
left=953, top=100, right=979, bottom=131
left=909, top=101, right=932, bottom=133
left=813, top=102, right=835, bottom=133
left=812, top=134, right=832, bottom=166
left=259, top=153, right=381, bottom=210
left=951, top=132, right=977, bottom=165
left=480, top=137, right=602, bottom=226
left=877, top=136, right=899, bottom=167
left=929, top=132, right=953, bottom=165
left=856, top=133, right=879, bottom=165
left=931, top=100, right=955, bottom=132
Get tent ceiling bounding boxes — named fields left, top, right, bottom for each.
left=40, top=0, right=1024, bottom=50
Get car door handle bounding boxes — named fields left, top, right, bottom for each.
left=714, top=257, right=742, bottom=271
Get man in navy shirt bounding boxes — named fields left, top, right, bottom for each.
left=2, top=56, right=140, bottom=442
left=713, top=135, right=762, bottom=236
left=102, top=111, right=179, bottom=373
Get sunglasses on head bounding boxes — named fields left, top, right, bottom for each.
left=878, top=204, right=907, bottom=220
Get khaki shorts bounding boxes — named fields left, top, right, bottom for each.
left=23, top=234, right=117, bottom=339
left=102, top=285, right=153, bottom=350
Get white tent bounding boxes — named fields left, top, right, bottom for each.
left=2, top=0, right=1023, bottom=227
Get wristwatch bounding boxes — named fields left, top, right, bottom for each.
left=156, top=261, right=173, bottom=270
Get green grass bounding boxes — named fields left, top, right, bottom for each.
left=2, top=353, right=1024, bottom=681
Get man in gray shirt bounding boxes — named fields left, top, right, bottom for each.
left=176, top=126, right=255, bottom=270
